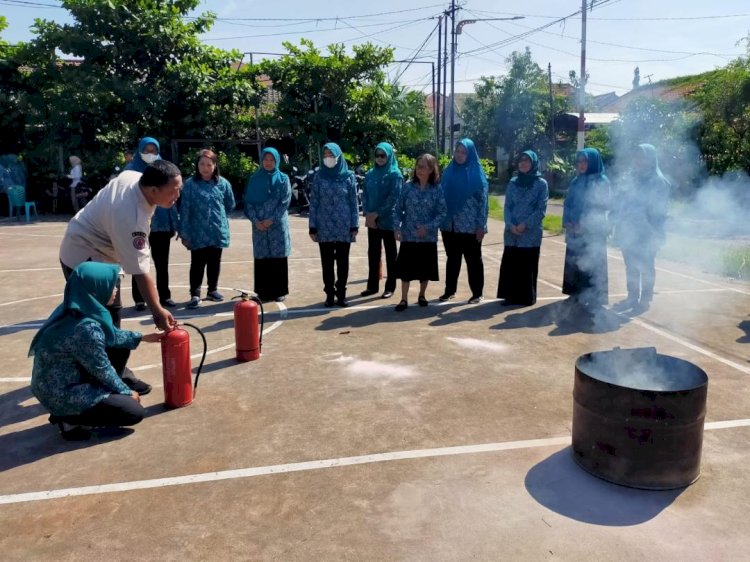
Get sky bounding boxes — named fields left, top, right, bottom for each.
left=2, top=0, right=749, bottom=97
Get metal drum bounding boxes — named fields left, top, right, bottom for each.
left=572, top=347, right=708, bottom=490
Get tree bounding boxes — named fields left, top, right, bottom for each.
left=0, top=16, right=25, bottom=153
left=255, top=39, right=396, bottom=164
left=463, top=48, right=569, bottom=166
left=14, top=0, right=258, bottom=179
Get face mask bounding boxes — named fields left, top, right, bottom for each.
left=141, top=153, right=158, bottom=164
left=323, top=157, right=338, bottom=169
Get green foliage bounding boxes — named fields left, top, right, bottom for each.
left=179, top=147, right=258, bottom=198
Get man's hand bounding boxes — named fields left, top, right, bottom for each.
left=153, top=307, right=176, bottom=332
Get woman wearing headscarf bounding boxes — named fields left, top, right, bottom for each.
left=439, top=138, right=489, bottom=304
left=612, top=144, right=670, bottom=312
left=67, top=155, right=88, bottom=212
left=244, top=147, right=292, bottom=302
left=497, top=150, right=549, bottom=306
left=361, top=142, right=403, bottom=299
left=309, top=142, right=360, bottom=307
left=126, top=137, right=179, bottom=310
left=562, top=147, right=612, bottom=309
left=180, top=148, right=235, bottom=309
left=29, top=262, right=161, bottom=440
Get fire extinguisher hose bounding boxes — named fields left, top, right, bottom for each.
left=181, top=322, right=207, bottom=394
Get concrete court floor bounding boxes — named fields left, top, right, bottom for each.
left=0, top=210, right=749, bottom=561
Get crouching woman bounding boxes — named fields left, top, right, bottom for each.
left=29, top=262, right=162, bottom=440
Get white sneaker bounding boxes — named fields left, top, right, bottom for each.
left=188, top=296, right=201, bottom=309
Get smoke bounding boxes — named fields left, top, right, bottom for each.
left=325, top=353, right=418, bottom=379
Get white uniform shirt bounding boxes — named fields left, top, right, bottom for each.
left=59, top=171, right=156, bottom=274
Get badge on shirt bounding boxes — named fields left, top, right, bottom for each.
left=132, top=231, right=148, bottom=250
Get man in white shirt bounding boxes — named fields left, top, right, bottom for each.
left=59, top=160, right=182, bottom=394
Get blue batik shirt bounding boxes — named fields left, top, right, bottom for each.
left=309, top=172, right=360, bottom=243
left=504, top=177, right=548, bottom=248
left=179, top=176, right=235, bottom=250
left=395, top=181, right=447, bottom=243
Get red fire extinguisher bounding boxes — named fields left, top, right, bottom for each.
left=161, top=322, right=207, bottom=409
left=233, top=290, right=264, bottom=362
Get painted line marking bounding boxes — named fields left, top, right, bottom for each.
left=1, top=420, right=748, bottom=506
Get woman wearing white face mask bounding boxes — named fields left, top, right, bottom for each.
left=125, top=137, right=179, bottom=312
left=308, top=142, right=360, bottom=307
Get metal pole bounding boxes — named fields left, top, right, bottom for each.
left=431, top=62, right=438, bottom=155
left=441, top=11, right=448, bottom=154
left=436, top=15, right=442, bottom=154
left=449, top=0, right=457, bottom=150
left=548, top=62, right=556, bottom=157
left=577, top=0, right=587, bottom=150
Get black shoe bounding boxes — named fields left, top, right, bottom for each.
left=324, top=295, right=335, bottom=307
left=161, top=298, right=177, bottom=308
left=57, top=422, right=91, bottom=441
left=395, top=300, right=408, bottom=312
left=381, top=291, right=394, bottom=299
left=360, top=289, right=378, bottom=297
left=336, top=297, right=349, bottom=307
left=134, top=302, right=146, bottom=312
left=418, top=295, right=428, bottom=307
left=468, top=295, right=483, bottom=304
left=121, top=373, right=152, bottom=395
left=438, top=293, right=455, bottom=302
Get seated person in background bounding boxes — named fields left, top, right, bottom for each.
left=29, top=262, right=162, bottom=441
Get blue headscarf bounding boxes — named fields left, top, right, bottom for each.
left=28, top=262, right=120, bottom=356
left=441, top=138, right=488, bottom=218
left=125, top=137, right=161, bottom=173
left=245, top=147, right=287, bottom=205
left=318, top=142, right=350, bottom=180
left=637, top=143, right=669, bottom=186
left=366, top=142, right=402, bottom=183
left=577, top=147, right=607, bottom=179
left=512, top=150, right=541, bottom=188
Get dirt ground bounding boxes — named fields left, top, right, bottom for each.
left=1, top=211, right=749, bottom=561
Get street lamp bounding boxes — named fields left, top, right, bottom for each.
left=449, top=15, right=524, bottom=150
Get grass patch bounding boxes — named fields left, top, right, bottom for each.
left=487, top=197, right=564, bottom=235
left=660, top=235, right=750, bottom=280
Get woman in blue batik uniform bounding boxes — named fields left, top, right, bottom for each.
left=179, top=149, right=235, bottom=309
left=497, top=150, right=549, bottom=306
left=308, top=142, right=360, bottom=308
left=562, top=147, right=611, bottom=310
left=30, top=262, right=161, bottom=440
left=126, top=136, right=179, bottom=310
left=244, top=147, right=292, bottom=303
left=361, top=142, right=403, bottom=299
left=393, top=153, right=447, bottom=311
left=439, top=138, right=489, bottom=304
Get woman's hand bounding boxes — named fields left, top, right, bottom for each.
left=416, top=225, right=427, bottom=238
left=142, top=332, right=164, bottom=343
left=131, top=391, right=141, bottom=403
left=475, top=228, right=485, bottom=242
left=395, top=230, right=402, bottom=242
left=309, top=233, right=318, bottom=242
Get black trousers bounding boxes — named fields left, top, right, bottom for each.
left=365, top=227, right=397, bottom=293
left=440, top=230, right=484, bottom=298
left=55, top=394, right=145, bottom=427
left=132, top=231, right=173, bottom=304
left=319, top=242, right=351, bottom=298
left=190, top=247, right=223, bottom=296
left=61, top=261, right=130, bottom=375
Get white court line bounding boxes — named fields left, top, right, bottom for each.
left=1, top=419, right=748, bottom=506
left=0, top=233, right=62, bottom=238
left=0, top=294, right=64, bottom=308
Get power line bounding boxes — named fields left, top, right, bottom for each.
left=199, top=4, right=446, bottom=22
left=469, top=8, right=750, bottom=22
left=0, top=0, right=60, bottom=7
left=392, top=20, right=440, bottom=84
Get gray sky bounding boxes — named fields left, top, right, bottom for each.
left=2, top=0, right=748, bottom=95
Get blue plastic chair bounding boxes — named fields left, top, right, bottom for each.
left=7, top=185, right=38, bottom=222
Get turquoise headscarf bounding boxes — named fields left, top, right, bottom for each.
left=318, top=142, right=350, bottom=180
left=578, top=147, right=607, bottom=178
left=245, top=147, right=286, bottom=205
left=441, top=138, right=488, bottom=218
left=366, top=142, right=402, bottom=183
left=28, top=262, right=120, bottom=356
left=637, top=143, right=669, bottom=185
left=512, top=150, right=541, bottom=188
left=125, top=137, right=161, bottom=173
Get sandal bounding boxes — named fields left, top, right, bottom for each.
left=418, top=295, right=428, bottom=307
left=395, top=300, right=408, bottom=312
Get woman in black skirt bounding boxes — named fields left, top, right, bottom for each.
left=497, top=150, right=549, bottom=306
left=393, top=154, right=447, bottom=311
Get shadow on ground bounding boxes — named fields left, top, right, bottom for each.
left=0, top=386, right=45, bottom=428
left=492, top=301, right=630, bottom=335
left=525, top=447, right=683, bottom=526
left=738, top=320, right=750, bottom=344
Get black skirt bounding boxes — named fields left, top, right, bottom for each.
left=561, top=234, right=608, bottom=305
left=254, top=257, right=289, bottom=301
left=396, top=241, right=439, bottom=282
left=497, top=246, right=540, bottom=305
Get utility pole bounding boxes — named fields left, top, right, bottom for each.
left=449, top=0, right=457, bottom=150
left=436, top=15, right=443, bottom=155
left=441, top=10, right=448, bottom=154
left=577, top=0, right=588, bottom=150
left=548, top=63, right=556, bottom=156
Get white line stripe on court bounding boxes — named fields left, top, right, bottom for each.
left=0, top=294, right=64, bottom=308
left=1, top=420, right=748, bottom=506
